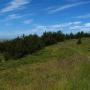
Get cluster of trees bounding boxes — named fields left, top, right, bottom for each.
left=0, top=31, right=90, bottom=60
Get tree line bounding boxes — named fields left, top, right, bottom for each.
left=0, top=31, right=90, bottom=60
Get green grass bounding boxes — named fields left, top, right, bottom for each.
left=0, top=38, right=90, bottom=90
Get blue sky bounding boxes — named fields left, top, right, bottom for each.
left=0, top=0, right=90, bottom=39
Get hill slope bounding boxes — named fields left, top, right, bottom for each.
left=0, top=38, right=90, bottom=90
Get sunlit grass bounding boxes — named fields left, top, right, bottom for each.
left=0, top=38, right=90, bottom=90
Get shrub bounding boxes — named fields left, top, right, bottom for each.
left=77, top=38, right=82, bottom=44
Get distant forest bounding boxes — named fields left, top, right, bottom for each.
left=0, top=31, right=90, bottom=60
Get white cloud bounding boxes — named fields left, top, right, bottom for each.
left=28, top=21, right=90, bottom=35
left=49, top=1, right=90, bottom=14
left=1, top=0, right=31, bottom=13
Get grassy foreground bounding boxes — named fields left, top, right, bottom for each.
left=0, top=38, right=90, bottom=90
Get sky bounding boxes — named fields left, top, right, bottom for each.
left=0, top=0, right=90, bottom=39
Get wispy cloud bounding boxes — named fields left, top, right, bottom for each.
left=1, top=13, right=33, bottom=22
left=1, top=14, right=24, bottom=22
left=74, top=13, right=90, bottom=19
left=7, top=14, right=22, bottom=20
left=23, top=19, right=33, bottom=24
left=84, top=23, right=90, bottom=27
left=1, top=0, right=31, bottom=13
left=66, top=0, right=80, bottom=2
left=49, top=1, right=90, bottom=14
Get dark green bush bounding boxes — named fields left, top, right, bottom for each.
left=77, top=38, right=82, bottom=44
left=0, top=31, right=89, bottom=60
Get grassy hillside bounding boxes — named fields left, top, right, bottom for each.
left=0, top=38, right=90, bottom=90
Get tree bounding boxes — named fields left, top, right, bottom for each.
left=42, top=32, right=57, bottom=46
left=0, top=30, right=89, bottom=60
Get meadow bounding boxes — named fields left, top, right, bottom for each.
left=0, top=38, right=90, bottom=90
